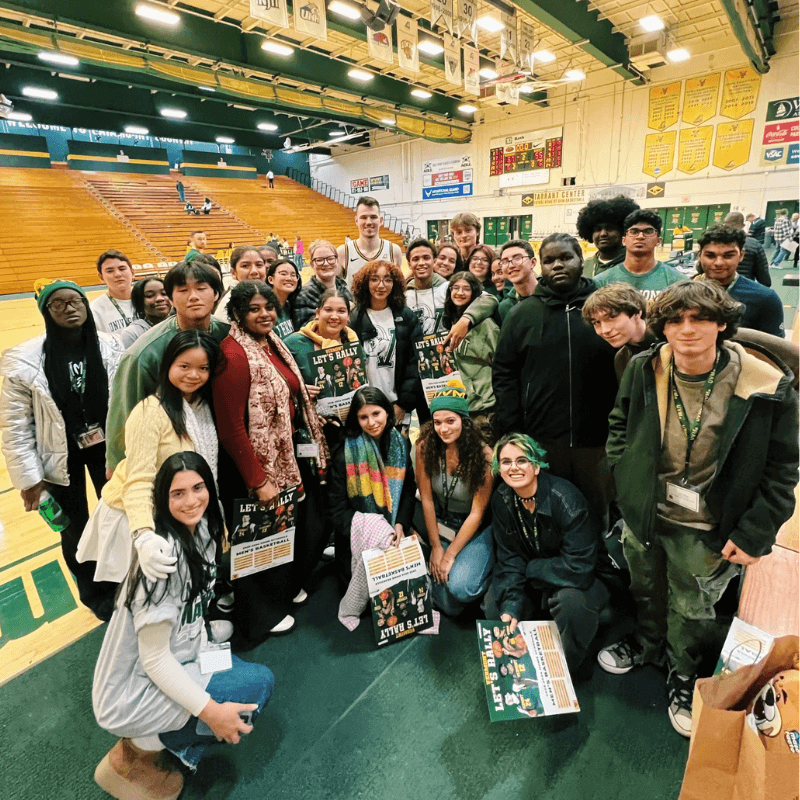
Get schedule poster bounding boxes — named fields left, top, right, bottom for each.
left=416, top=334, right=460, bottom=406
left=715, top=617, right=774, bottom=676
left=230, top=486, right=301, bottom=579
left=308, top=343, right=368, bottom=422
left=362, top=537, right=435, bottom=647
left=489, top=126, right=562, bottom=177
left=477, top=620, right=580, bottom=722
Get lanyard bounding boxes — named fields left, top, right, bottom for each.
left=669, top=351, right=719, bottom=482
left=107, top=293, right=131, bottom=326
left=513, top=495, right=540, bottom=556
left=439, top=454, right=459, bottom=517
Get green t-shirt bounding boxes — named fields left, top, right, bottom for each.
left=593, top=261, right=684, bottom=304
left=274, top=305, right=295, bottom=340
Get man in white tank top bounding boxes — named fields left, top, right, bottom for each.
left=337, top=196, right=402, bottom=288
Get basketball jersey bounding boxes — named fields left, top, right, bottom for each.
left=344, top=237, right=397, bottom=288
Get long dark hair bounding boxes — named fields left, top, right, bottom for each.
left=155, top=330, right=221, bottom=439
left=227, top=280, right=278, bottom=327
left=344, top=387, right=396, bottom=458
left=417, top=416, right=488, bottom=496
left=42, top=292, right=109, bottom=430
left=125, top=452, right=222, bottom=610
left=442, top=270, right=482, bottom=329
left=131, top=276, right=164, bottom=321
left=267, top=258, right=302, bottom=312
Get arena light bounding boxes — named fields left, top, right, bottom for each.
left=329, top=1, right=361, bottom=19
left=124, top=125, right=150, bottom=134
left=381, top=117, right=395, bottom=125
left=519, top=84, right=534, bottom=94
left=135, top=3, right=180, bottom=26
left=458, top=104, right=478, bottom=113
left=37, top=52, right=79, bottom=67
left=22, top=86, right=58, bottom=100
left=418, top=39, right=444, bottom=56
left=160, top=107, right=187, bottom=119
left=8, top=111, right=32, bottom=121
left=199, top=85, right=216, bottom=92
left=640, top=15, right=665, bottom=32
left=258, top=122, right=279, bottom=131
left=348, top=68, right=374, bottom=82
left=476, top=16, right=505, bottom=33
left=667, top=47, right=690, bottom=62
left=261, top=40, right=294, bottom=56
left=216, top=136, right=235, bottom=144
left=532, top=50, right=555, bottom=63
left=411, top=88, right=432, bottom=99
left=564, top=69, right=586, bottom=81
left=479, top=67, right=499, bottom=80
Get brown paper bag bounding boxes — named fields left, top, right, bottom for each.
left=679, top=635, right=799, bottom=800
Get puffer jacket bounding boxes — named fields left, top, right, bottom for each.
left=0, top=333, right=121, bottom=489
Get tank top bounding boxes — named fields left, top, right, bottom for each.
left=431, top=468, right=473, bottom=517
left=344, top=237, right=396, bottom=288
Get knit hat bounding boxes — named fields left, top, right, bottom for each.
left=35, top=279, right=87, bottom=314
left=430, top=379, right=469, bottom=417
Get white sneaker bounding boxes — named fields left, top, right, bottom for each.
left=667, top=669, right=695, bottom=738
left=292, top=589, right=308, bottom=605
left=209, top=620, right=234, bottom=643
left=269, top=615, right=295, bottom=635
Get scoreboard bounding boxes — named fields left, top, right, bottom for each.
left=489, top=126, right=563, bottom=177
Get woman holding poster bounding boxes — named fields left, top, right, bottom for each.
left=213, top=281, right=329, bottom=643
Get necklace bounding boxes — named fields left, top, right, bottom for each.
left=517, top=491, right=536, bottom=502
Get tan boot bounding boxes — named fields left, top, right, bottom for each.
left=94, top=738, right=184, bottom=800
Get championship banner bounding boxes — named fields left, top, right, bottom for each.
left=230, top=486, right=300, bottom=579
left=496, top=82, right=520, bottom=106
left=500, top=11, right=517, bottom=64
left=682, top=73, right=720, bottom=126
left=367, top=22, right=393, bottom=64
left=648, top=82, right=681, bottom=131
left=397, top=16, right=419, bottom=73
left=518, top=21, right=535, bottom=72
left=250, top=0, right=288, bottom=28
left=431, top=0, right=454, bottom=34
left=463, top=45, right=480, bottom=96
left=643, top=131, right=676, bottom=178
left=309, top=343, right=368, bottom=423
left=294, top=0, right=327, bottom=41
left=416, top=335, right=460, bottom=405
left=443, top=34, right=461, bottom=85
left=455, top=0, right=477, bottom=43
left=713, top=119, right=754, bottom=170
left=720, top=67, right=761, bottom=120
left=677, top=126, right=713, bottom=174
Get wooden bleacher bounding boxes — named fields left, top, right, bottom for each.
left=0, top=169, right=157, bottom=294
left=184, top=175, right=405, bottom=251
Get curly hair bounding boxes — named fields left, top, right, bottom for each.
left=226, top=280, right=278, bottom=325
left=351, top=259, right=407, bottom=310
left=648, top=281, right=743, bottom=342
left=576, top=196, right=640, bottom=241
left=442, top=270, right=482, bottom=329
left=417, top=416, right=489, bottom=496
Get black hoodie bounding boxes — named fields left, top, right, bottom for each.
left=493, top=276, right=618, bottom=447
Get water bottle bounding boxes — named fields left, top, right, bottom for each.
left=38, top=490, right=69, bottom=532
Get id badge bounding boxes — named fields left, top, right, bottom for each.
left=296, top=442, right=320, bottom=459
left=199, top=642, right=233, bottom=675
left=75, top=424, right=105, bottom=449
left=666, top=481, right=701, bottom=512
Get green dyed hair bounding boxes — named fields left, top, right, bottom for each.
left=491, top=433, right=549, bottom=476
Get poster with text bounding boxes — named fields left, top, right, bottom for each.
left=648, top=82, right=681, bottom=131
left=720, top=67, right=761, bottom=120
left=230, top=485, right=301, bottom=579
left=489, top=126, right=563, bottom=178
left=250, top=0, right=288, bottom=28
left=677, top=126, right=713, bottom=174
left=713, top=119, right=754, bottom=170
left=416, top=334, right=460, bottom=405
left=682, top=73, right=720, bottom=126
left=642, top=131, right=676, bottom=178
left=309, top=343, right=368, bottom=423
left=363, top=537, right=435, bottom=647
left=294, top=0, right=327, bottom=40
left=477, top=620, right=580, bottom=722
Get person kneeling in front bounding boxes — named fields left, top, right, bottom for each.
left=92, top=453, right=274, bottom=799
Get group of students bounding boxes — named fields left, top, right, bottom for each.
left=0, top=193, right=797, bottom=800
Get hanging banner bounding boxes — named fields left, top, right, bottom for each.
left=712, top=119, right=754, bottom=170
left=496, top=82, right=520, bottom=106
left=677, top=126, right=713, bottom=174
left=682, top=73, right=720, bottom=126
left=250, top=0, right=289, bottom=28
left=648, top=82, right=681, bottom=131
left=431, top=0, right=454, bottom=34
left=367, top=22, right=393, bottom=65
left=463, top=45, right=480, bottom=96
left=455, top=0, right=477, bottom=43
left=294, top=0, right=327, bottom=41
left=500, top=11, right=517, bottom=64
left=443, top=34, right=461, bottom=86
left=397, top=16, right=419, bottom=73
left=518, top=22, right=535, bottom=72
left=642, top=131, right=676, bottom=178
left=720, top=67, right=761, bottom=120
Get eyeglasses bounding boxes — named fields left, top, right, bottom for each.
left=626, top=227, right=659, bottom=238
left=470, top=256, right=490, bottom=264
left=498, top=254, right=529, bottom=268
left=312, top=256, right=337, bottom=265
left=47, top=297, right=84, bottom=312
left=369, top=276, right=394, bottom=285
left=499, top=457, right=533, bottom=469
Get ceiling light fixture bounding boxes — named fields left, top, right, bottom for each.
left=232, top=103, right=257, bottom=111
left=261, top=40, right=294, bottom=56
left=667, top=47, right=690, bottom=62
left=478, top=67, right=498, bottom=80
left=329, top=130, right=348, bottom=136
left=199, top=85, right=216, bottom=92
left=8, top=111, right=32, bottom=122
left=564, top=69, right=586, bottom=81
left=258, top=122, right=279, bottom=131
left=125, top=125, right=150, bottom=135
left=22, top=86, right=58, bottom=100
left=519, top=84, right=534, bottom=94
left=216, top=136, right=235, bottom=144
left=135, top=3, right=180, bottom=26
left=37, top=52, right=79, bottom=67
left=476, top=16, right=505, bottom=33
left=328, top=1, right=361, bottom=20
left=532, top=50, right=555, bottom=63
left=639, top=15, right=665, bottom=32
left=160, top=107, right=187, bottom=119
left=381, top=117, right=395, bottom=125
left=458, top=104, right=478, bottom=113
left=348, top=68, right=374, bottom=82
left=418, top=39, right=444, bottom=56
left=411, top=88, right=432, bottom=99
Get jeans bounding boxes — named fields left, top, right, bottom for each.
left=771, top=246, right=790, bottom=265
left=159, top=655, right=274, bottom=770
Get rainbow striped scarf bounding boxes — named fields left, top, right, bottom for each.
left=344, top=429, right=407, bottom=526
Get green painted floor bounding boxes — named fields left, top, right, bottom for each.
left=0, top=568, right=690, bottom=800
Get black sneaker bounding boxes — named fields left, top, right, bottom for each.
left=667, top=668, right=695, bottom=738
left=597, top=634, right=646, bottom=674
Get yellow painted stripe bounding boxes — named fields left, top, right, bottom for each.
left=180, top=162, right=257, bottom=172
left=0, top=149, right=49, bottom=158
left=66, top=154, right=169, bottom=165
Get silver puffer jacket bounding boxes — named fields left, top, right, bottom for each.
left=0, top=333, right=121, bottom=490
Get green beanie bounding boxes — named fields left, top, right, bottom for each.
left=430, top=379, right=470, bottom=417
left=35, top=280, right=87, bottom=314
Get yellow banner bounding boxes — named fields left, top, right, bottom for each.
left=677, top=126, right=713, bottom=174
left=720, top=67, right=761, bottom=120
left=531, top=188, right=587, bottom=206
left=648, top=82, right=681, bottom=131
left=713, top=120, right=754, bottom=170
left=643, top=131, right=676, bottom=178
left=682, top=73, right=720, bottom=126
